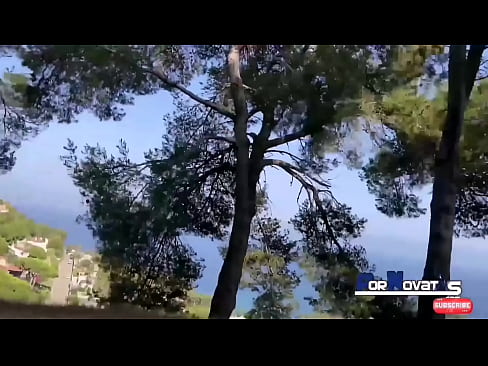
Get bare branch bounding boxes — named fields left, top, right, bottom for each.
left=128, top=181, right=150, bottom=208
left=261, top=159, right=330, bottom=189
left=261, top=158, right=343, bottom=253
left=266, top=130, right=308, bottom=149
left=142, top=68, right=235, bottom=119
left=297, top=185, right=307, bottom=204
left=266, top=149, right=307, bottom=164
left=202, top=135, right=236, bottom=144
left=95, top=46, right=235, bottom=118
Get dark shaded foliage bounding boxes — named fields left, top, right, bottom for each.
left=292, top=201, right=415, bottom=318
left=240, top=217, right=300, bottom=319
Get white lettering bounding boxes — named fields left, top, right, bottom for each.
left=368, top=280, right=388, bottom=291
left=447, top=281, right=462, bottom=296
left=403, top=280, right=435, bottom=291
left=412, top=281, right=422, bottom=291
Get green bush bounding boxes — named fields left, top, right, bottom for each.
left=49, top=264, right=59, bottom=278
left=0, top=271, right=44, bottom=304
left=28, top=246, right=47, bottom=260
left=0, top=203, right=66, bottom=255
left=80, top=259, right=94, bottom=272
left=14, top=257, right=57, bottom=279
left=0, top=237, right=8, bottom=255
left=67, top=295, right=80, bottom=306
left=48, top=250, right=59, bottom=269
left=54, top=248, right=64, bottom=258
left=47, top=236, right=65, bottom=252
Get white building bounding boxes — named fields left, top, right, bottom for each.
left=8, top=245, right=29, bottom=258
left=26, top=237, right=48, bottom=252
left=80, top=254, right=93, bottom=261
left=72, top=274, right=96, bottom=291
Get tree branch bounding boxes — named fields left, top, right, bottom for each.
left=96, top=45, right=235, bottom=119
left=261, top=159, right=343, bottom=253
left=266, top=149, right=307, bottom=164
left=261, top=159, right=330, bottom=189
left=266, top=130, right=308, bottom=149
left=202, top=135, right=236, bottom=144
left=142, top=68, right=235, bottom=119
left=465, top=45, right=485, bottom=98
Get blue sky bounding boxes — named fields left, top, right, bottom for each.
left=2, top=53, right=488, bottom=316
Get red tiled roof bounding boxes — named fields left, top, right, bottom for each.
left=7, top=265, right=23, bottom=272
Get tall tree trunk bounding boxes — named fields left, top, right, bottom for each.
left=417, top=45, right=467, bottom=319
left=417, top=45, right=484, bottom=319
left=209, top=46, right=253, bottom=319
left=208, top=197, right=254, bottom=318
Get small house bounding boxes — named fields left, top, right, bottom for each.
left=8, top=245, right=30, bottom=258
left=26, top=237, right=48, bottom=252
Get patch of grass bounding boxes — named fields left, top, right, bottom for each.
left=188, top=305, right=210, bottom=318
left=187, top=292, right=212, bottom=319
left=0, top=270, right=45, bottom=304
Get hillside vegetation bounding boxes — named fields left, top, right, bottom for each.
left=0, top=200, right=67, bottom=258
left=0, top=270, right=46, bottom=304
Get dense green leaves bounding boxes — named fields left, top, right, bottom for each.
left=0, top=45, right=211, bottom=173
left=46, top=236, right=65, bottom=258
left=292, top=200, right=415, bottom=318
left=0, top=270, right=45, bottom=304
left=292, top=200, right=371, bottom=317
left=14, top=45, right=205, bottom=122
left=240, top=217, right=300, bottom=319
left=61, top=140, right=205, bottom=310
left=0, top=237, right=8, bottom=255
left=13, top=257, right=57, bottom=279
left=28, top=246, right=47, bottom=260
left=0, top=201, right=67, bottom=247
left=361, top=79, right=488, bottom=237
